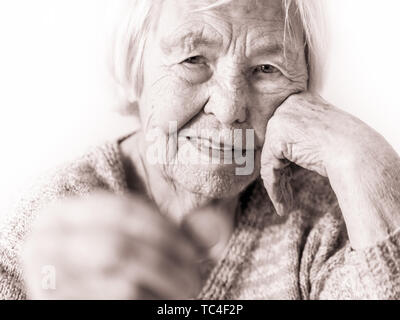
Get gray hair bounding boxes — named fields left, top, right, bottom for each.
left=109, top=0, right=326, bottom=105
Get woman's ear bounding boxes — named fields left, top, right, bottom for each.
left=115, top=84, right=140, bottom=118
left=125, top=100, right=140, bottom=117
left=119, top=100, right=140, bottom=117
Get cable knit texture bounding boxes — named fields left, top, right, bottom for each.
left=1, top=137, right=399, bottom=300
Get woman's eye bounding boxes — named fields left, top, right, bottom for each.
left=182, top=56, right=206, bottom=65
left=254, top=64, right=279, bottom=74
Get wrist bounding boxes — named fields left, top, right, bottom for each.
left=325, top=142, right=400, bottom=249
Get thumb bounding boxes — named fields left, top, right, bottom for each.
left=261, top=147, right=294, bottom=217
left=180, top=202, right=234, bottom=263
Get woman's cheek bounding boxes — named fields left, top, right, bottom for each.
left=250, top=80, right=306, bottom=147
left=249, top=94, right=283, bottom=147
left=142, top=73, right=208, bottom=133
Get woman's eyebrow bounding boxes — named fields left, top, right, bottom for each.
left=160, top=30, right=223, bottom=55
left=247, top=40, right=300, bottom=66
left=246, top=37, right=285, bottom=57
left=245, top=24, right=298, bottom=59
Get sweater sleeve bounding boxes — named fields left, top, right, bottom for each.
left=0, top=141, right=128, bottom=300
left=0, top=165, right=91, bottom=300
left=299, top=208, right=400, bottom=300
left=0, top=171, right=60, bottom=300
left=0, top=246, right=26, bottom=299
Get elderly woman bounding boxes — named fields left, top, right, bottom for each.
left=1, top=0, right=400, bottom=300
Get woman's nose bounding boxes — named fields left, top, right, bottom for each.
left=204, top=78, right=248, bottom=125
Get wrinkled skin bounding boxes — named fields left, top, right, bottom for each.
left=261, top=92, right=400, bottom=249
left=23, top=194, right=204, bottom=299
left=132, top=0, right=308, bottom=216
left=23, top=0, right=400, bottom=299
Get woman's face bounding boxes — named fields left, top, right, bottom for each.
left=138, top=0, right=308, bottom=198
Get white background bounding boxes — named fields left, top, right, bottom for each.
left=0, top=0, right=400, bottom=214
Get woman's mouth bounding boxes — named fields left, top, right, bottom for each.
left=188, top=136, right=234, bottom=152
left=181, top=135, right=255, bottom=161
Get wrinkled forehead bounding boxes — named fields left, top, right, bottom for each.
left=173, top=0, right=284, bottom=19
left=159, top=0, right=285, bottom=26
left=154, top=0, right=303, bottom=48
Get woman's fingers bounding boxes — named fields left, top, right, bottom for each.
left=24, top=227, right=202, bottom=300
left=261, top=92, right=328, bottom=216
left=122, top=211, right=203, bottom=267
left=181, top=200, right=237, bottom=263
left=36, top=193, right=203, bottom=268
left=22, top=193, right=205, bottom=300
left=123, top=243, right=202, bottom=299
left=261, top=140, right=293, bottom=216
left=26, top=240, right=201, bottom=300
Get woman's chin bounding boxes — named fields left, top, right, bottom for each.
left=162, top=144, right=261, bottom=198
left=166, top=161, right=260, bottom=199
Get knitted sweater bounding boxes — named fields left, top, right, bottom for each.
left=1, top=137, right=399, bottom=300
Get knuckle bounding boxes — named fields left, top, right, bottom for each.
left=266, top=115, right=281, bottom=133
left=282, top=142, right=294, bottom=160
left=151, top=251, right=166, bottom=271
left=285, top=93, right=299, bottom=103
left=284, top=92, right=302, bottom=106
